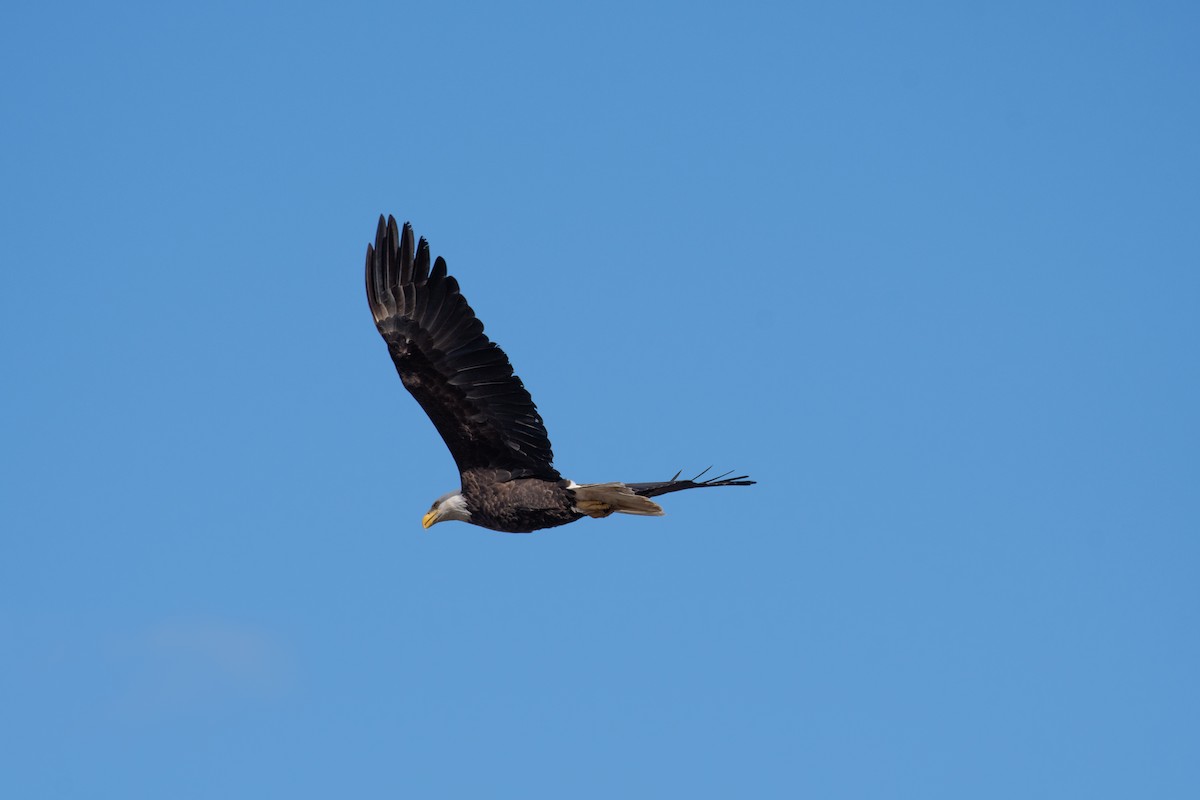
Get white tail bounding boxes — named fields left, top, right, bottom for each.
left=570, top=482, right=665, bottom=518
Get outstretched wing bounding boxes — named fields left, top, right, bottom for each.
left=365, top=216, right=559, bottom=479
left=626, top=468, right=755, bottom=499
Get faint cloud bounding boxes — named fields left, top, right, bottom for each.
left=113, top=617, right=294, bottom=718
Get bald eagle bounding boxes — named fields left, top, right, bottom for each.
left=365, top=216, right=754, bottom=533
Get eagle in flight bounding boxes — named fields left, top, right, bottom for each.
left=365, top=216, right=753, bottom=533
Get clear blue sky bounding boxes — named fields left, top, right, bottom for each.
left=3, top=1, right=1198, bottom=797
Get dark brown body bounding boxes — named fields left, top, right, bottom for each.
left=459, top=471, right=583, bottom=533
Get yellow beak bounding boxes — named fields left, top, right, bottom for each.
left=422, top=510, right=438, bottom=529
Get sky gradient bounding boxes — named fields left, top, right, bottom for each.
left=3, top=1, right=1198, bottom=797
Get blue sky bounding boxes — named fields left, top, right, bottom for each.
left=3, top=1, right=1198, bottom=796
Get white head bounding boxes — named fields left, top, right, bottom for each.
left=422, top=491, right=472, bottom=529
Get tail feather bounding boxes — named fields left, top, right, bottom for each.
left=571, top=482, right=665, bottom=518
left=625, top=467, right=756, bottom=499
